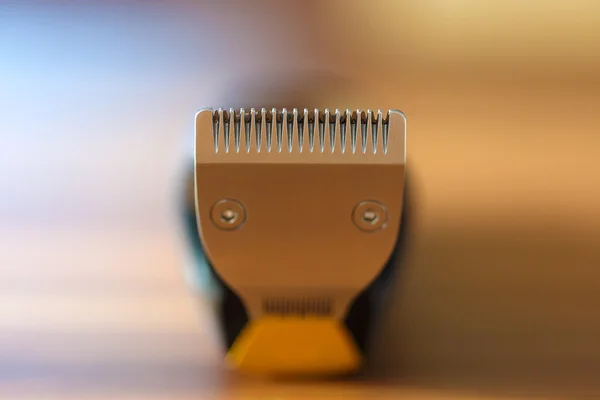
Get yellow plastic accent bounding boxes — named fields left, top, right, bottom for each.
left=226, top=317, right=363, bottom=377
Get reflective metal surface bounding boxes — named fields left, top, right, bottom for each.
left=194, top=108, right=406, bottom=319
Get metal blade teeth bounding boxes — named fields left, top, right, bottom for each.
left=211, top=109, right=390, bottom=154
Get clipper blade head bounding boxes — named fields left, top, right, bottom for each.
left=196, top=108, right=405, bottom=163
left=194, top=107, right=406, bottom=322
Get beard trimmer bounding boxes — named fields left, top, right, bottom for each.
left=188, top=107, right=406, bottom=377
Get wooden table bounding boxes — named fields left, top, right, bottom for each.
left=0, top=226, right=480, bottom=400
left=2, top=215, right=599, bottom=400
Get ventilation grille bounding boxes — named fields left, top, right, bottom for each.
left=212, top=108, right=390, bottom=155
left=263, top=297, right=333, bottom=317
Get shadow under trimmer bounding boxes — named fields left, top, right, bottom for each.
left=191, top=108, right=407, bottom=377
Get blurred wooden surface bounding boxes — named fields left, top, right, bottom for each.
left=1, top=219, right=598, bottom=400
left=0, top=226, right=507, bottom=400
left=0, top=227, right=572, bottom=400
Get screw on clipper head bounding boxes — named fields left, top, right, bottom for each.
left=210, top=199, right=246, bottom=230
left=352, top=201, right=388, bottom=232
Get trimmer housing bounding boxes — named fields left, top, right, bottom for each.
left=192, top=108, right=406, bottom=376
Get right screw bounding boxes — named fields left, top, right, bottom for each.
left=352, top=201, right=387, bottom=232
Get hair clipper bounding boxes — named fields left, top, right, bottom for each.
left=184, top=107, right=407, bottom=377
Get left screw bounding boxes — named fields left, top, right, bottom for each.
left=210, top=199, right=246, bottom=230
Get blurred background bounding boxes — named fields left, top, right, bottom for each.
left=1, top=0, right=599, bottom=398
